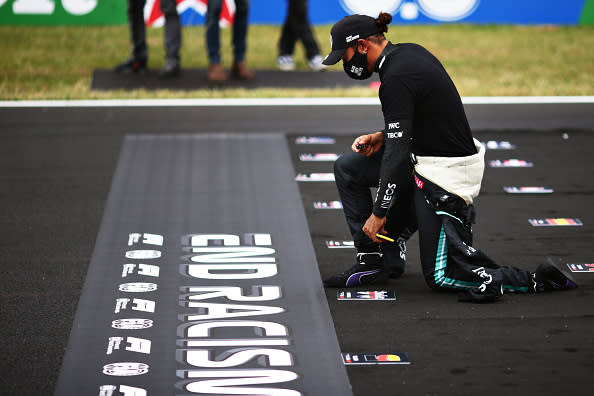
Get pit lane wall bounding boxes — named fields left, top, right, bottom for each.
left=1, top=0, right=593, bottom=26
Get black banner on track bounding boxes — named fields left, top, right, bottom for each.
left=54, top=134, right=352, bottom=396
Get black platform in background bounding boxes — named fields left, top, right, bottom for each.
left=90, top=68, right=380, bottom=91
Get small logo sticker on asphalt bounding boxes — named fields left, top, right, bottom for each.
left=342, top=353, right=410, bottom=365
left=295, top=136, right=336, bottom=144
left=338, top=290, right=396, bottom=300
left=504, top=186, right=553, bottom=194
left=490, top=159, right=534, bottom=168
left=567, top=263, right=594, bottom=272
left=529, top=218, right=583, bottom=226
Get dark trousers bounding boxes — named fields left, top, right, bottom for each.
left=414, top=173, right=533, bottom=292
left=334, top=150, right=534, bottom=293
left=278, top=0, right=320, bottom=59
left=207, top=0, right=250, bottom=64
left=127, top=0, right=181, bottom=61
left=334, top=150, right=416, bottom=273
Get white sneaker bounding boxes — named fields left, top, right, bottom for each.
left=277, top=55, right=296, bottom=71
left=308, top=55, right=326, bottom=72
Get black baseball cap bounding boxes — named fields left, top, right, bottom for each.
left=322, top=14, right=380, bottom=65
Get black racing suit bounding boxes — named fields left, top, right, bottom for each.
left=334, top=42, right=534, bottom=299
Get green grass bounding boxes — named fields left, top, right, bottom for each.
left=1, top=24, right=593, bottom=99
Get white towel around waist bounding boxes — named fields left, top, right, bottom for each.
left=414, top=138, right=485, bottom=205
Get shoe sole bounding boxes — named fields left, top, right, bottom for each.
left=543, top=259, right=578, bottom=290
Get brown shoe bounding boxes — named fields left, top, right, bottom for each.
left=208, top=63, right=228, bottom=82
left=231, top=61, right=255, bottom=80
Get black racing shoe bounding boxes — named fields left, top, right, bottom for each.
left=381, top=237, right=408, bottom=278
left=114, top=57, right=147, bottom=74
left=159, top=58, right=180, bottom=78
left=324, top=252, right=386, bottom=288
left=533, top=258, right=578, bottom=292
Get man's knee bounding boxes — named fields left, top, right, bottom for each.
left=334, top=152, right=359, bottom=178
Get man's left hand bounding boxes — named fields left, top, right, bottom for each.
left=363, top=214, right=387, bottom=243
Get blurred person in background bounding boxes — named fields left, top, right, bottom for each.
left=277, top=0, right=325, bottom=72
left=207, top=0, right=255, bottom=81
left=114, top=0, right=181, bottom=78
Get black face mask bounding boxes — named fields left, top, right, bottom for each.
left=343, top=50, right=373, bottom=80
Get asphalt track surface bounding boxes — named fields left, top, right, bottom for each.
left=1, top=100, right=593, bottom=396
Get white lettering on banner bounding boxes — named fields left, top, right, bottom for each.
left=114, top=298, right=156, bottom=314
left=107, top=337, right=124, bottom=355
left=182, top=302, right=285, bottom=322
left=12, top=0, right=54, bottom=14
left=177, top=233, right=301, bottom=395
left=191, top=234, right=240, bottom=246
left=103, top=362, right=149, bottom=376
left=99, top=384, right=147, bottom=396
left=185, top=348, right=293, bottom=368
left=338, top=0, right=479, bottom=22
left=98, top=384, right=117, bottom=396
left=119, top=282, right=157, bottom=292
left=101, top=232, right=161, bottom=394
left=125, top=250, right=161, bottom=259
left=121, top=263, right=160, bottom=278
left=190, top=247, right=276, bottom=263
left=182, top=286, right=282, bottom=302
left=179, top=370, right=300, bottom=396
left=125, top=337, right=152, bottom=354
left=187, top=263, right=278, bottom=280
left=184, top=233, right=278, bottom=279
left=11, top=0, right=98, bottom=15
left=184, top=339, right=290, bottom=347
left=107, top=336, right=152, bottom=355
left=128, top=233, right=163, bottom=246
left=112, top=318, right=153, bottom=330
left=185, top=321, right=288, bottom=338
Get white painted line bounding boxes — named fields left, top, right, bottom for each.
left=1, top=96, right=594, bottom=108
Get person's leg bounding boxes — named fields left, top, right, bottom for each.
left=414, top=173, right=539, bottom=302
left=290, top=0, right=321, bottom=60
left=161, top=0, right=181, bottom=61
left=231, top=0, right=255, bottom=79
left=206, top=0, right=228, bottom=81
left=278, top=1, right=296, bottom=56
left=206, top=0, right=223, bottom=64
left=333, top=150, right=382, bottom=253
left=160, top=0, right=181, bottom=77
left=277, top=0, right=297, bottom=70
left=324, top=151, right=384, bottom=287
left=326, top=149, right=416, bottom=287
left=381, top=202, right=416, bottom=278
left=115, top=0, right=147, bottom=72
left=129, top=0, right=148, bottom=60
left=232, top=0, right=248, bottom=62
